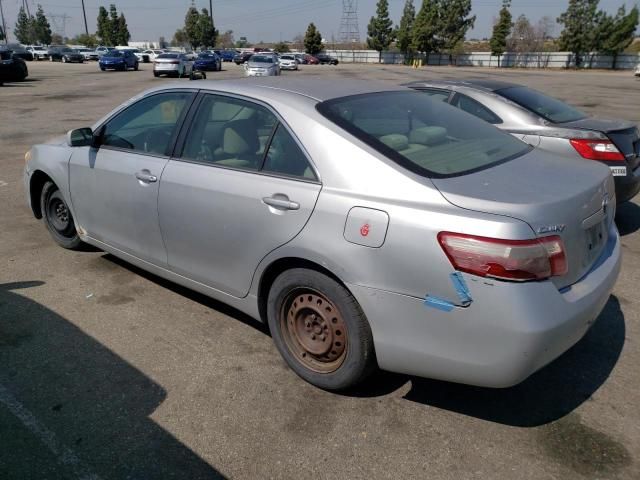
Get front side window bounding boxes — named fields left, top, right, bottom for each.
left=317, top=91, right=529, bottom=177
left=181, top=95, right=277, bottom=170
left=496, top=86, right=586, bottom=123
left=101, top=92, right=193, bottom=155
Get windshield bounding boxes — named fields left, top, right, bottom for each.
left=157, top=54, right=179, bottom=59
left=107, top=51, right=124, bottom=57
left=62, top=48, right=73, bottom=53
left=496, top=86, right=587, bottom=123
left=280, top=55, right=294, bottom=60
left=317, top=91, right=530, bottom=178
left=198, top=54, right=216, bottom=59
left=251, top=56, right=273, bottom=64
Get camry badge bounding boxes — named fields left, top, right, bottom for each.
left=537, top=224, right=566, bottom=234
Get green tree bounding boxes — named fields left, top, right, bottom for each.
left=96, top=6, right=110, bottom=45
left=116, top=13, right=130, bottom=46
left=171, top=29, right=188, bottom=47
left=14, top=6, right=35, bottom=45
left=184, top=6, right=201, bottom=49
left=72, top=33, right=98, bottom=47
left=108, top=4, right=121, bottom=46
left=33, top=5, right=52, bottom=45
left=304, top=22, right=323, bottom=54
left=217, top=30, right=234, bottom=48
left=396, top=0, right=416, bottom=58
left=411, top=0, right=442, bottom=54
left=490, top=0, right=512, bottom=65
left=439, top=0, right=474, bottom=58
left=597, top=6, right=639, bottom=68
left=367, top=0, right=395, bottom=62
left=197, top=8, right=217, bottom=49
left=51, top=33, right=63, bottom=45
left=273, top=42, right=290, bottom=53
left=557, top=0, right=599, bottom=67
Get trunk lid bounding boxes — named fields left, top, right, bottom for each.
left=431, top=150, right=615, bottom=289
left=560, top=117, right=640, bottom=171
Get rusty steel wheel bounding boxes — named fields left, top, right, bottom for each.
left=280, top=290, right=348, bottom=373
left=267, top=268, right=376, bottom=390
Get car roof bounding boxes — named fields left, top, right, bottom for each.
left=407, top=78, right=520, bottom=92
left=146, top=78, right=405, bottom=103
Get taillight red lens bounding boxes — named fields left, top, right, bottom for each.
left=438, top=232, right=568, bottom=281
left=570, top=139, right=625, bottom=161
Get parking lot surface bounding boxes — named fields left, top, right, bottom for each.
left=1, top=61, right=640, bottom=479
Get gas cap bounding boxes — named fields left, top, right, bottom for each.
left=344, top=207, right=389, bottom=248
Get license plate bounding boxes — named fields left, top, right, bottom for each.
left=610, top=166, right=627, bottom=177
left=585, top=222, right=605, bottom=264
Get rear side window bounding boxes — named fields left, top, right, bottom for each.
left=496, top=86, right=586, bottom=123
left=263, top=124, right=316, bottom=180
left=416, top=88, right=450, bottom=103
left=317, top=91, right=529, bottom=178
left=451, top=93, right=502, bottom=124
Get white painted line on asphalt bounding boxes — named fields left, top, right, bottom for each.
left=0, top=180, right=8, bottom=187
left=0, top=383, right=101, bottom=480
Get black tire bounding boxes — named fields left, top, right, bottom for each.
left=100, top=66, right=106, bottom=71
left=153, top=71, right=160, bottom=77
left=134, top=62, right=139, bottom=71
left=40, top=181, right=83, bottom=250
left=267, top=268, right=376, bottom=390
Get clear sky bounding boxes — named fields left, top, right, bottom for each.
left=1, top=0, right=637, bottom=44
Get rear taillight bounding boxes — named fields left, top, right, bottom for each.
left=438, top=232, right=568, bottom=282
left=570, top=139, right=625, bottom=161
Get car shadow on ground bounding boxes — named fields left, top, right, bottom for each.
left=398, top=296, right=624, bottom=427
left=102, top=254, right=625, bottom=429
left=615, top=201, right=640, bottom=236
left=0, top=281, right=225, bottom=479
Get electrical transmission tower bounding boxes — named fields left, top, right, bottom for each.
left=49, top=14, right=71, bottom=38
left=338, top=0, right=360, bottom=44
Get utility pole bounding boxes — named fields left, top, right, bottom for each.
left=23, top=0, right=31, bottom=17
left=81, top=0, right=88, bottom=35
left=209, top=0, right=213, bottom=23
left=0, top=0, right=7, bottom=45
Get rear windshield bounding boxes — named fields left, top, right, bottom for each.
left=496, top=86, right=587, bottom=123
left=317, top=91, right=530, bottom=178
left=157, top=54, right=179, bottom=59
left=198, top=53, right=216, bottom=59
left=251, top=56, right=273, bottom=63
left=280, top=55, right=294, bottom=60
left=108, top=51, right=124, bottom=57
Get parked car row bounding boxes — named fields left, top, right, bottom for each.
left=232, top=51, right=338, bottom=66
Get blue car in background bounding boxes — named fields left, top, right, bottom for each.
left=216, top=50, right=237, bottom=62
left=99, top=50, right=139, bottom=71
left=193, top=52, right=222, bottom=73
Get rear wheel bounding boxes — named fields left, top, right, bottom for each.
left=40, top=181, right=83, bottom=250
left=153, top=71, right=160, bottom=77
left=134, top=62, right=139, bottom=71
left=267, top=269, right=376, bottom=390
left=62, top=56, right=67, bottom=63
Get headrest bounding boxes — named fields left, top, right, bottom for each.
left=379, top=134, right=409, bottom=151
left=409, top=126, right=447, bottom=146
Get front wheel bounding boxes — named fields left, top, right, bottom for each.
left=40, top=181, right=83, bottom=250
left=267, top=269, right=376, bottom=390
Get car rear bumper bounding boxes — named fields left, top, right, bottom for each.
left=348, top=225, right=621, bottom=388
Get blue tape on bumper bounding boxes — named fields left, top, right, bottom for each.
left=450, top=272, right=472, bottom=305
left=424, top=296, right=455, bottom=312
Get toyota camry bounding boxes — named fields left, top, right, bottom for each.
left=24, top=79, right=621, bottom=391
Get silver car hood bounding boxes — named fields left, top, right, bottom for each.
left=432, top=150, right=615, bottom=288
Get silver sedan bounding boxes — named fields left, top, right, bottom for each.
left=407, top=79, right=640, bottom=203
left=24, top=79, right=620, bottom=391
left=245, top=54, right=280, bottom=76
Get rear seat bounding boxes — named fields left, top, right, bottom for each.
left=379, top=126, right=448, bottom=159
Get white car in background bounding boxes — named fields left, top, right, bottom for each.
left=26, top=45, right=49, bottom=60
left=142, top=49, right=165, bottom=61
left=153, top=52, right=194, bottom=78
left=74, top=47, right=99, bottom=61
left=278, top=54, right=298, bottom=71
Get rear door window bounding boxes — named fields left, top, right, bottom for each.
left=451, top=93, right=502, bottom=124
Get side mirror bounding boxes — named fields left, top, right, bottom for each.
left=67, top=127, right=95, bottom=147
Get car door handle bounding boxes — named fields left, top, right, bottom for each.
left=262, top=196, right=300, bottom=211
left=135, top=170, right=157, bottom=183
